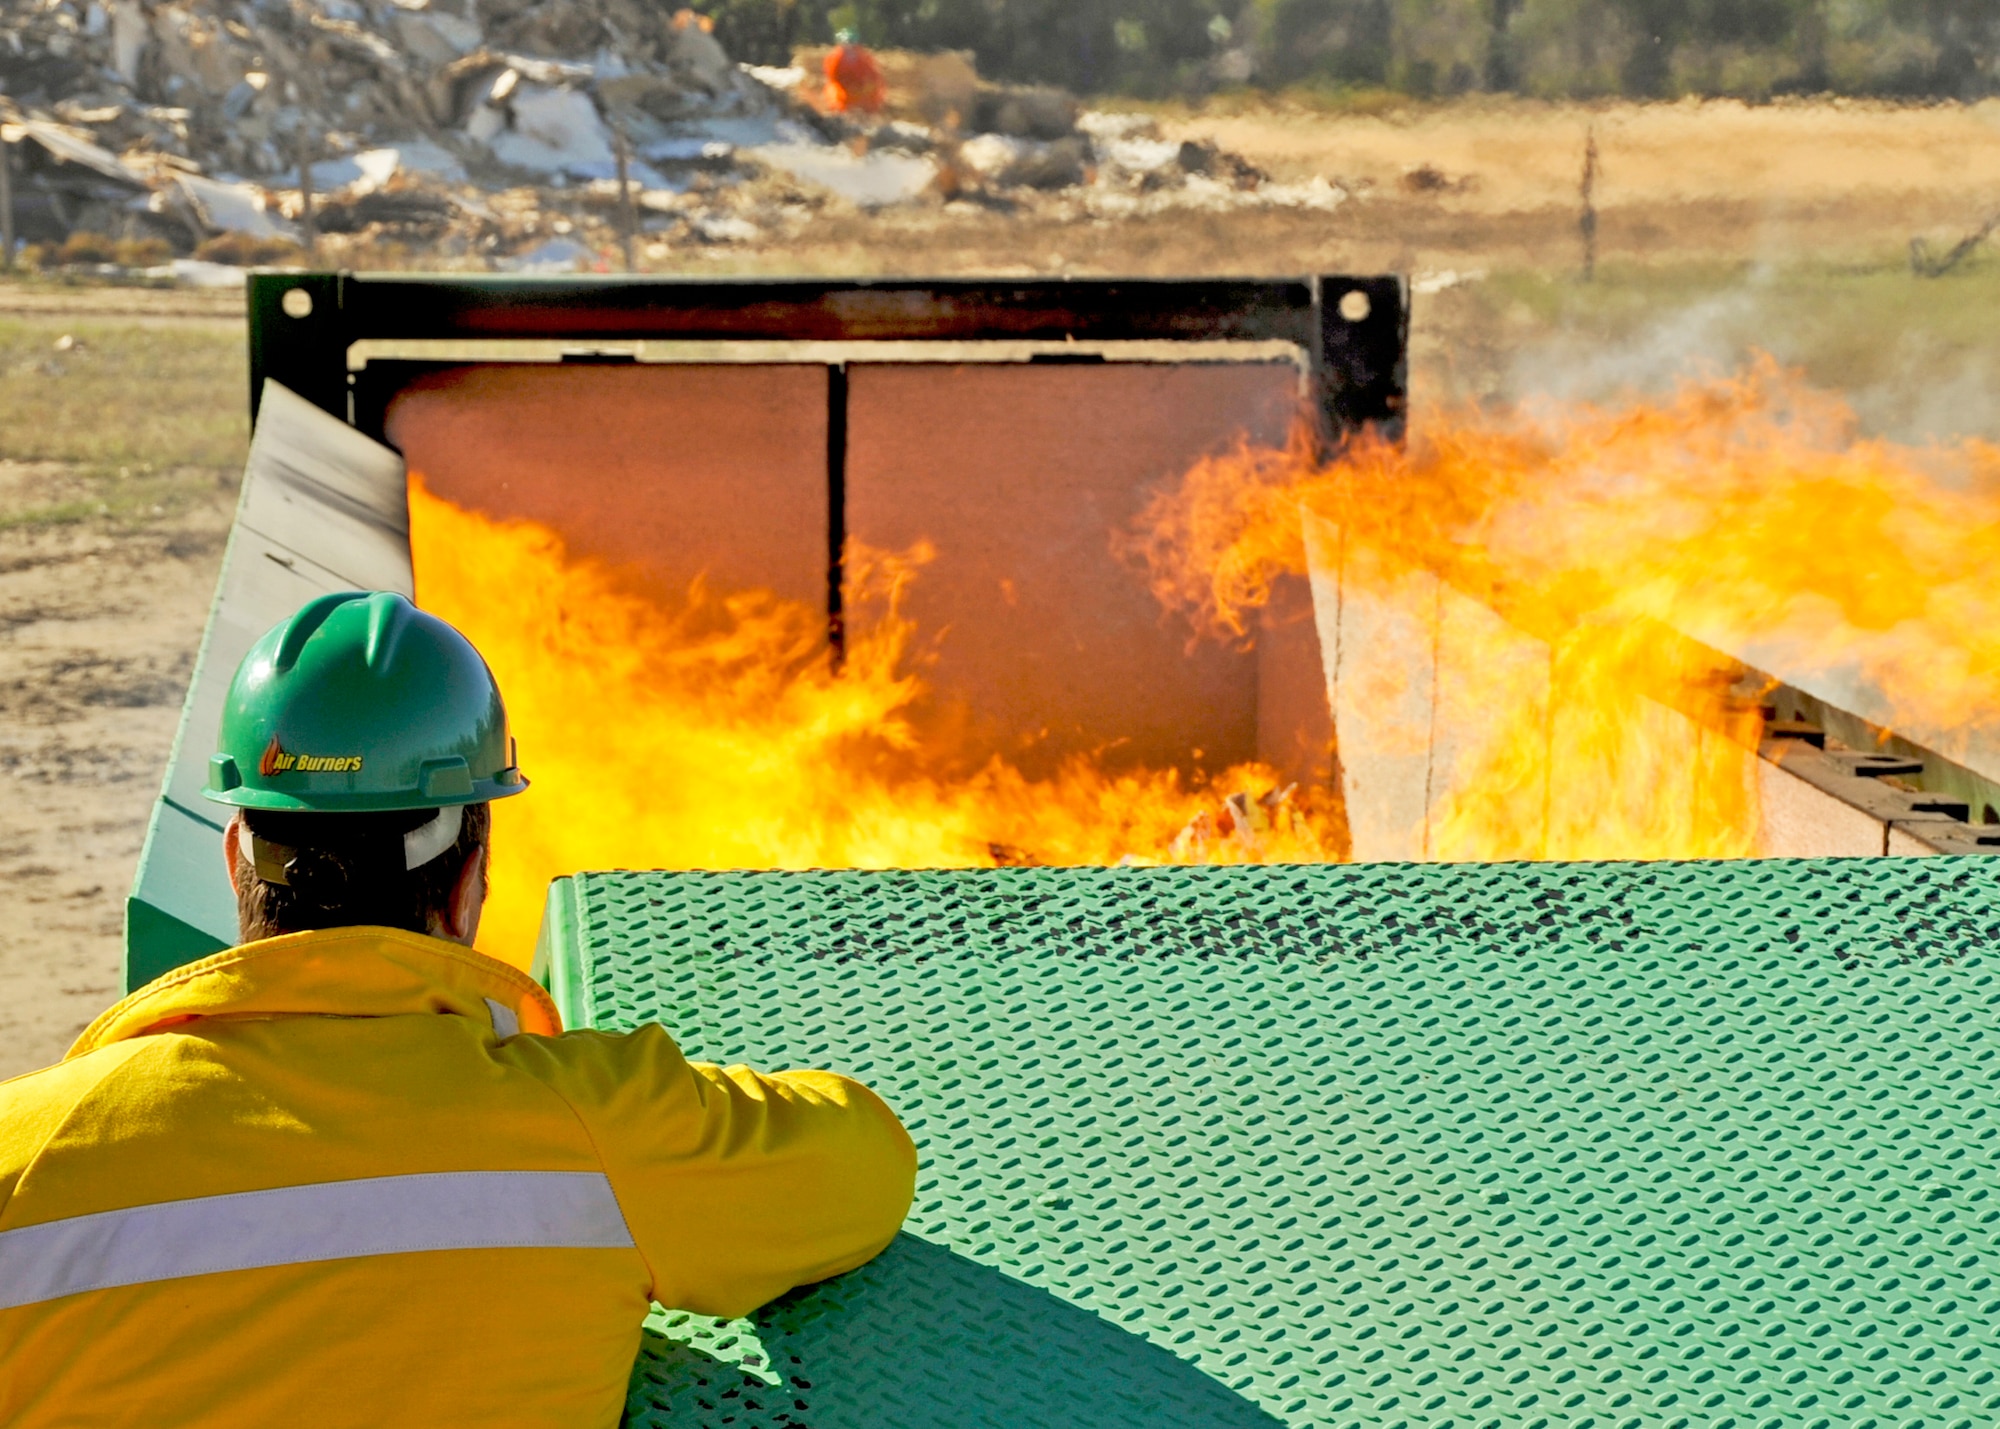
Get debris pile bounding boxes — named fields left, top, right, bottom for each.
left=0, top=1, right=1344, bottom=274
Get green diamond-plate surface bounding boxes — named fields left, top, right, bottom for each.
left=555, top=859, right=2000, bottom=1429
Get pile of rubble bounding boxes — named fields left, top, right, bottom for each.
left=0, top=0, right=1345, bottom=274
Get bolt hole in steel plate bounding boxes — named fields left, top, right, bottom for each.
left=281, top=287, right=313, bottom=320
left=1338, top=289, right=1371, bottom=322
left=554, top=857, right=2000, bottom=1429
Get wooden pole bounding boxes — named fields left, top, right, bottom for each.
left=613, top=127, right=637, bottom=273
left=1579, top=125, right=1598, bottom=283
left=0, top=138, right=15, bottom=273
left=298, top=134, right=316, bottom=259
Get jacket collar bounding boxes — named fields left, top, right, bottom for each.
left=69, top=926, right=563, bottom=1058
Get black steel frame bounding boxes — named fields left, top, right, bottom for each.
left=247, top=272, right=1408, bottom=445
left=249, top=271, right=1407, bottom=663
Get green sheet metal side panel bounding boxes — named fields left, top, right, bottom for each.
left=126, top=380, right=414, bottom=991
left=535, top=875, right=583, bottom=1011
left=554, top=858, right=2000, bottom=1429
left=124, top=797, right=233, bottom=991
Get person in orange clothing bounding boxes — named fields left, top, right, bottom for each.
left=825, top=27, right=888, bottom=114
left=0, top=591, right=916, bottom=1429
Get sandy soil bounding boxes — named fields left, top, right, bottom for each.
left=0, top=475, right=231, bottom=1080
left=0, top=281, right=243, bottom=1079
left=1165, top=98, right=2000, bottom=212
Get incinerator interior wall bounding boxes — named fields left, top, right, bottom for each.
left=383, top=358, right=1330, bottom=783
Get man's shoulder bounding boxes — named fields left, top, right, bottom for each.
left=0, top=1037, right=159, bottom=1112
left=493, top=1020, right=704, bottom=1119
left=0, top=1040, right=160, bottom=1198
left=502, top=1019, right=688, bottom=1074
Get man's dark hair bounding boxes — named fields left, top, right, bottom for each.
left=232, top=803, right=490, bottom=941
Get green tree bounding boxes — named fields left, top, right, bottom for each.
left=687, top=0, right=1999, bottom=97
left=1245, top=0, right=1394, bottom=85
left=1887, top=0, right=2000, bottom=95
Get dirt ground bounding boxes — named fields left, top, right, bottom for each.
left=6, top=96, right=2000, bottom=1077
left=0, top=496, right=231, bottom=1079
left=1170, top=96, right=2000, bottom=214
left=632, top=96, right=2000, bottom=282
left=0, top=288, right=243, bottom=1080
left=1160, top=96, right=2000, bottom=274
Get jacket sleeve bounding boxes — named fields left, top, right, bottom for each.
left=528, top=1023, right=917, bottom=1320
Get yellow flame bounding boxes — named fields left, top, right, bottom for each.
left=1127, top=356, right=2000, bottom=860
left=409, top=357, right=2000, bottom=965
left=407, top=477, right=1342, bottom=968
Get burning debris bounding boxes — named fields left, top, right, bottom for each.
left=0, top=0, right=1332, bottom=273
left=1164, top=784, right=1302, bottom=864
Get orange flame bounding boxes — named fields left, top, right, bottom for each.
left=407, top=477, right=1342, bottom=969
left=408, top=357, right=2000, bottom=965
left=1126, top=356, right=2000, bottom=860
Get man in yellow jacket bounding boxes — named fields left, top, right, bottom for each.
left=0, top=590, right=917, bottom=1427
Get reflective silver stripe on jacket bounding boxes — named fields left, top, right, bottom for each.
left=0, top=1170, right=635, bottom=1311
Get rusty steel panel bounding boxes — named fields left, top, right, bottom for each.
left=844, top=361, right=1301, bottom=779
left=384, top=363, right=830, bottom=614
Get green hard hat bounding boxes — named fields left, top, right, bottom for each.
left=203, top=591, right=528, bottom=813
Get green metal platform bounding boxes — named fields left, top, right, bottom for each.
left=536, top=857, right=2000, bottom=1429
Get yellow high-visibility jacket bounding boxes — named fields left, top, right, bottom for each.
left=0, top=926, right=917, bottom=1428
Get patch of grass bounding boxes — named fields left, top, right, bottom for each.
left=1267, top=82, right=1421, bottom=118
left=0, top=316, right=248, bottom=472
left=0, top=466, right=235, bottom=531
left=0, top=499, right=102, bottom=531
left=93, top=466, right=236, bottom=523
left=1116, top=82, right=1420, bottom=122
left=192, top=232, right=306, bottom=267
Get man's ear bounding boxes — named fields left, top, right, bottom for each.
left=442, top=844, right=488, bottom=947
left=223, top=812, right=257, bottom=945
left=223, top=812, right=246, bottom=885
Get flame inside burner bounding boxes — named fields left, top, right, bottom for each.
left=407, top=478, right=1343, bottom=968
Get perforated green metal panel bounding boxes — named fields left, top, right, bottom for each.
left=546, top=859, right=2000, bottom=1429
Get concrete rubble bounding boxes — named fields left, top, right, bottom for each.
left=0, top=0, right=1343, bottom=273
